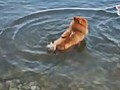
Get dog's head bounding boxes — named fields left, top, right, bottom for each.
left=71, top=16, right=88, bottom=35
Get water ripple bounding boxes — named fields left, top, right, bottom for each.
left=0, top=7, right=120, bottom=84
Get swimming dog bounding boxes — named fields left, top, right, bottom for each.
left=47, top=16, right=88, bottom=51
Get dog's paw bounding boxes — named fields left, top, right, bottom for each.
left=46, top=42, right=56, bottom=51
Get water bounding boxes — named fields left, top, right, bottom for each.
left=0, top=0, right=120, bottom=90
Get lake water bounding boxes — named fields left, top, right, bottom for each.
left=0, top=0, right=120, bottom=90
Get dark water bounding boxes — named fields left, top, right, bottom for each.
left=0, top=0, right=120, bottom=90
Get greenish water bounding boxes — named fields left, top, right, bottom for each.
left=0, top=0, right=120, bottom=90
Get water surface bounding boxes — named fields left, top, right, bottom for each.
left=0, top=0, right=120, bottom=90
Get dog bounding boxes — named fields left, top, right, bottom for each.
left=47, top=16, right=88, bottom=51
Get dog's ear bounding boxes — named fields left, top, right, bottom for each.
left=74, top=16, right=79, bottom=21
left=74, top=17, right=76, bottom=21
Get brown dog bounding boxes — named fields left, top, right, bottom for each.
left=47, top=16, right=88, bottom=51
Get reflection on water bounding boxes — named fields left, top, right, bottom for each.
left=77, top=40, right=86, bottom=52
left=0, top=0, right=120, bottom=90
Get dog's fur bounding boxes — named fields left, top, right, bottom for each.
left=47, top=16, right=88, bottom=51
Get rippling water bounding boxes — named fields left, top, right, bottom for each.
left=0, top=0, right=120, bottom=90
